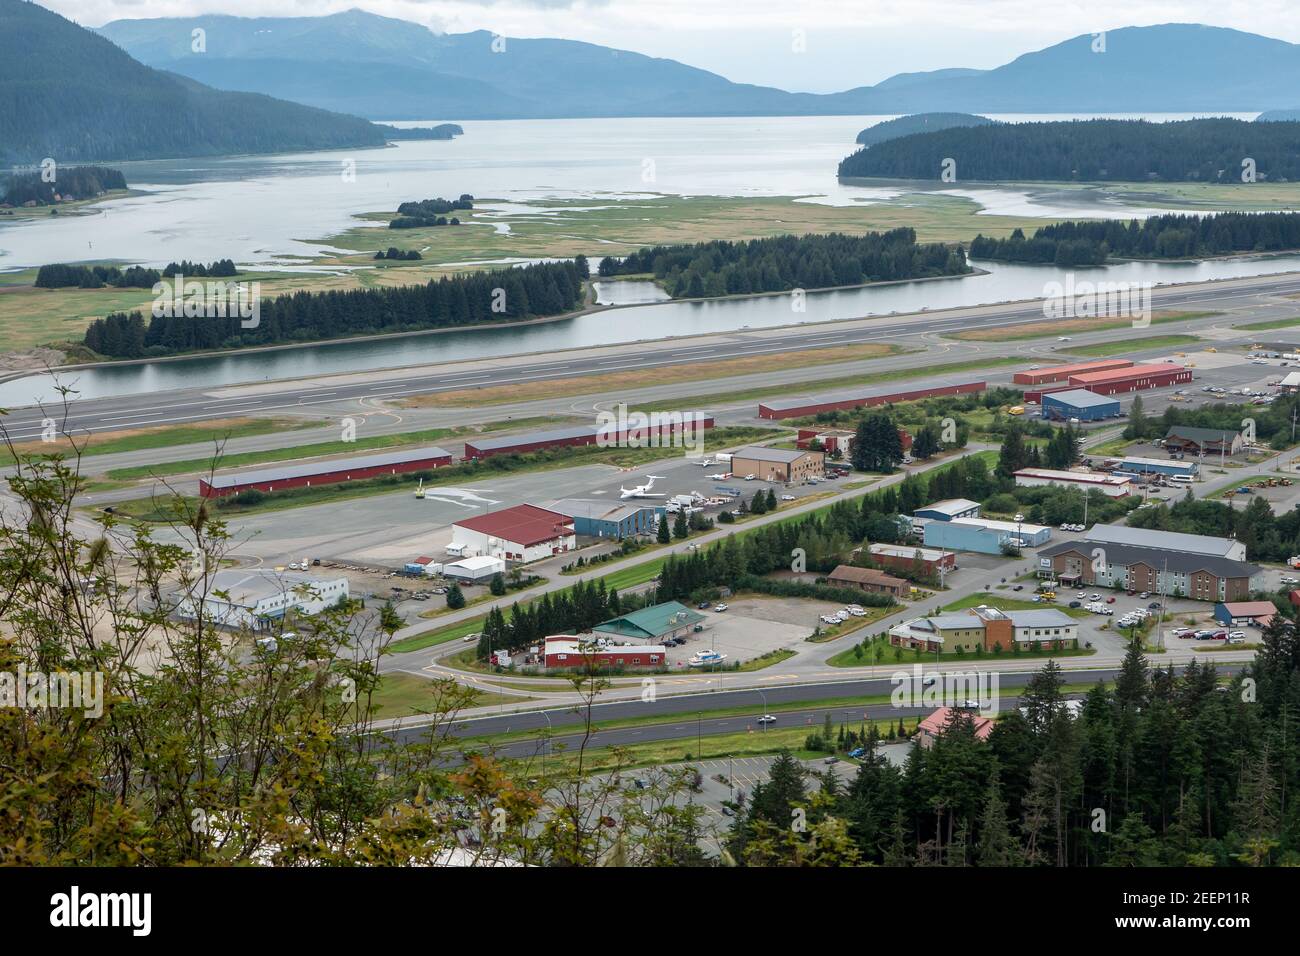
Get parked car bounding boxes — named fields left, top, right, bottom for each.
left=1068, top=600, right=1083, bottom=608
left=714, top=604, right=729, bottom=612
left=1106, top=596, right=1116, bottom=604
left=1228, top=630, right=1247, bottom=642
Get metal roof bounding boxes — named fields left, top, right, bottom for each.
left=1087, top=524, right=1239, bottom=558
left=207, top=446, right=452, bottom=489
left=1005, top=609, right=1076, bottom=628
left=732, top=445, right=816, bottom=463
left=594, top=601, right=706, bottom=639
left=453, top=504, right=574, bottom=546
left=1039, top=539, right=1259, bottom=578
left=550, top=498, right=655, bottom=522
left=757, top=374, right=986, bottom=412
left=1042, top=388, right=1120, bottom=409
left=917, top=498, right=980, bottom=516
left=466, top=425, right=596, bottom=451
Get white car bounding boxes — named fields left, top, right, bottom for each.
left=744, top=474, right=756, bottom=481
left=757, top=714, right=777, bottom=724
left=780, top=494, right=796, bottom=501
left=1058, top=336, right=1072, bottom=341
left=1228, top=630, right=1247, bottom=641
left=714, top=604, right=729, bottom=612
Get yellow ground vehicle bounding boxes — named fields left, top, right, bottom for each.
left=1206, top=346, right=1218, bottom=353
left=1008, top=405, right=1025, bottom=416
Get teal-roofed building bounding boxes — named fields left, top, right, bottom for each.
left=593, top=601, right=706, bottom=643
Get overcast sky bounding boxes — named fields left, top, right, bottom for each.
left=49, top=0, right=1300, bottom=92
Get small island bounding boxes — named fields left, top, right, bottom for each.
left=389, top=194, right=474, bottom=229
left=376, top=123, right=464, bottom=141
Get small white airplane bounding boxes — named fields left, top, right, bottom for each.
left=691, top=458, right=715, bottom=467
left=619, top=475, right=666, bottom=499
left=706, top=472, right=730, bottom=480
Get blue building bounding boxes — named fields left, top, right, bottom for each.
left=1041, top=388, right=1121, bottom=422
left=924, top=520, right=1010, bottom=555
left=550, top=499, right=660, bottom=539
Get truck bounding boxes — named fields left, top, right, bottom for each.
left=1288, top=556, right=1300, bottom=569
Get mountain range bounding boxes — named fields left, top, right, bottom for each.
left=0, top=0, right=404, bottom=166
left=96, top=12, right=1300, bottom=119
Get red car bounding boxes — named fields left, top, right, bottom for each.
left=1106, top=596, right=1116, bottom=604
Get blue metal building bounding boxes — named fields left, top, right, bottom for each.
left=1041, top=388, right=1121, bottom=422
left=550, top=499, right=660, bottom=539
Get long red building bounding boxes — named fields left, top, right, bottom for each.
left=758, top=379, right=986, bottom=420
left=1067, top=362, right=1192, bottom=395
left=198, top=446, right=453, bottom=498
left=1013, top=359, right=1133, bottom=386
left=463, top=418, right=714, bottom=460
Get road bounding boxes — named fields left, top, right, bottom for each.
left=3, top=269, right=1300, bottom=441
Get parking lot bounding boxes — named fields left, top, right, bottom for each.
left=660, top=600, right=813, bottom=667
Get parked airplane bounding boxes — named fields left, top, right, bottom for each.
left=706, top=472, right=731, bottom=480
left=619, top=475, right=667, bottom=499
left=691, top=458, right=715, bottom=467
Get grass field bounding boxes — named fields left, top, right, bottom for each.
left=3, top=417, right=319, bottom=465
left=367, top=672, right=536, bottom=719
left=942, top=591, right=1093, bottom=619
left=1236, top=316, right=1300, bottom=332
left=1065, top=333, right=1202, bottom=357
left=400, top=342, right=908, bottom=408
left=947, top=310, right=1215, bottom=342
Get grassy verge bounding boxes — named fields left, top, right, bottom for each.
left=101, top=417, right=561, bottom=481
left=369, top=672, right=538, bottom=719
left=4, top=417, right=319, bottom=465
left=1235, top=316, right=1300, bottom=332
left=942, top=591, right=1093, bottom=619
left=947, top=310, right=1215, bottom=343
left=400, top=342, right=909, bottom=408
left=1064, top=334, right=1201, bottom=357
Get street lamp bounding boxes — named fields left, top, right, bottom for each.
left=540, top=710, right=553, bottom=778
left=758, top=689, right=769, bottom=730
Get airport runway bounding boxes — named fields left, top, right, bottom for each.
left=3, top=270, right=1300, bottom=441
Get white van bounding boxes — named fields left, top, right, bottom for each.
left=1168, top=474, right=1195, bottom=484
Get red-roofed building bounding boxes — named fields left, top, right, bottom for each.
left=450, top=504, right=576, bottom=564
left=916, top=707, right=995, bottom=748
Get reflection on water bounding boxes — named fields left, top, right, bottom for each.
left=3, top=253, right=1298, bottom=408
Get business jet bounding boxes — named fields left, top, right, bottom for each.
left=619, top=476, right=667, bottom=499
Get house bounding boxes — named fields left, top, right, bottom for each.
left=450, top=504, right=575, bottom=563
left=826, top=564, right=908, bottom=597
left=592, top=601, right=706, bottom=644
left=1213, top=601, right=1277, bottom=628
left=916, top=708, right=995, bottom=747
left=729, top=446, right=824, bottom=482
left=795, top=426, right=912, bottom=457
left=1164, top=425, right=1244, bottom=457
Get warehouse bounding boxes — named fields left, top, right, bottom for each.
left=1067, top=362, right=1191, bottom=395
left=865, top=543, right=957, bottom=576
left=756, top=377, right=985, bottom=420
left=959, top=517, right=1051, bottom=547
left=730, top=446, right=824, bottom=482
left=1013, top=359, right=1134, bottom=386
left=550, top=498, right=661, bottom=539
left=1164, top=425, right=1244, bottom=456
left=174, top=569, right=348, bottom=630
left=450, top=504, right=576, bottom=563
left=593, top=601, right=706, bottom=644
left=1112, top=456, right=1198, bottom=480
left=442, top=555, right=507, bottom=583
left=1040, top=388, right=1122, bottom=422
left=923, top=520, right=1010, bottom=555
left=198, top=446, right=453, bottom=498
left=913, top=498, right=981, bottom=522
left=462, top=418, right=714, bottom=460
left=1013, top=468, right=1133, bottom=497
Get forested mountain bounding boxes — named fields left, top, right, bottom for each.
left=856, top=113, right=996, bottom=146
left=1257, top=109, right=1300, bottom=121
left=97, top=15, right=1300, bottom=118
left=376, top=123, right=463, bottom=140
left=970, top=212, right=1300, bottom=265
left=596, top=231, right=969, bottom=299
left=0, top=0, right=389, bottom=165
left=839, top=118, right=1300, bottom=182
